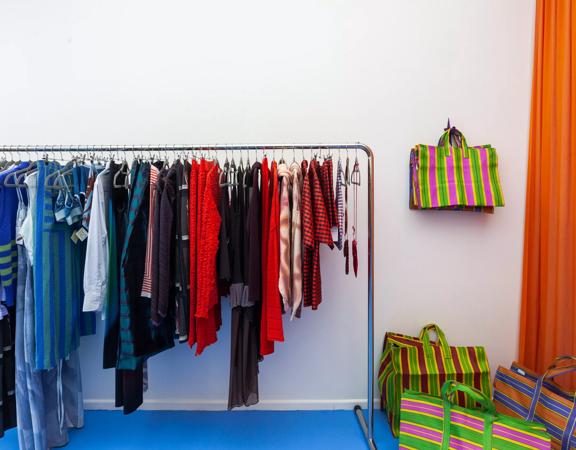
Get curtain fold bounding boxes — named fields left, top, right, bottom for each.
left=519, top=0, right=576, bottom=387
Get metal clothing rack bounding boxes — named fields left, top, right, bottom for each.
left=0, top=143, right=377, bottom=450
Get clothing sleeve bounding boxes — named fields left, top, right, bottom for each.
left=83, top=172, right=109, bottom=312
left=158, top=176, right=175, bottom=319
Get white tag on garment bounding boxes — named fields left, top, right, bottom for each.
left=75, top=227, right=89, bottom=242
left=71, top=232, right=79, bottom=244
left=331, top=227, right=338, bottom=241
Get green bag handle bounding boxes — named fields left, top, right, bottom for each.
left=419, top=324, right=453, bottom=363
left=438, top=128, right=471, bottom=158
left=441, top=381, right=496, bottom=450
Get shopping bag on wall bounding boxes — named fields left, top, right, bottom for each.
left=378, top=324, right=491, bottom=437
left=410, top=126, right=505, bottom=211
left=494, top=357, right=576, bottom=449
left=399, top=380, right=551, bottom=449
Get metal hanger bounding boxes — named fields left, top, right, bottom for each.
left=3, top=158, right=37, bottom=188
left=113, top=147, right=130, bottom=189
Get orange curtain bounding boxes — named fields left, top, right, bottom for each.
left=519, top=0, right=576, bottom=386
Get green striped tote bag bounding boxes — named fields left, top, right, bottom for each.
left=410, top=128, right=505, bottom=211
left=400, top=381, right=551, bottom=449
left=378, top=324, right=491, bottom=437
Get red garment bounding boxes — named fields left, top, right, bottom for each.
left=301, top=160, right=314, bottom=308
left=311, top=160, right=333, bottom=247
left=195, top=161, right=222, bottom=356
left=259, top=158, right=275, bottom=356
left=261, top=161, right=284, bottom=355
left=320, top=158, right=338, bottom=228
left=188, top=160, right=199, bottom=348
left=310, top=160, right=334, bottom=310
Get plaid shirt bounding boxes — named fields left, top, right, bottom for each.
left=301, top=160, right=313, bottom=308
left=320, top=158, right=338, bottom=229
left=301, top=159, right=334, bottom=310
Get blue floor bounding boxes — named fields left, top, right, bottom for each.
left=3, top=409, right=398, bottom=449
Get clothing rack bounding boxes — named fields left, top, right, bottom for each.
left=0, top=143, right=377, bottom=450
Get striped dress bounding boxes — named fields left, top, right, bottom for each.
left=34, top=161, right=83, bottom=370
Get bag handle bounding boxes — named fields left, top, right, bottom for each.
left=438, top=127, right=470, bottom=158
left=526, top=356, right=576, bottom=422
left=544, top=355, right=576, bottom=380
left=419, top=324, right=453, bottom=363
left=441, top=381, right=496, bottom=450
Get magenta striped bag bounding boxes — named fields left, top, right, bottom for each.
left=410, top=127, right=505, bottom=212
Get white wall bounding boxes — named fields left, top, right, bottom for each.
left=0, top=0, right=535, bottom=410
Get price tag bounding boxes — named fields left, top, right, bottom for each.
left=75, top=227, right=89, bottom=242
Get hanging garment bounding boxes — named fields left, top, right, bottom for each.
left=227, top=165, right=260, bottom=409
left=217, top=178, right=232, bottom=295
left=351, top=159, right=359, bottom=278
left=193, top=160, right=209, bottom=353
left=71, top=164, right=97, bottom=337
left=228, top=305, right=259, bottom=410
left=195, top=160, right=222, bottom=356
left=34, top=161, right=87, bottom=370
left=150, top=165, right=167, bottom=327
left=16, top=180, right=86, bottom=447
left=140, top=164, right=160, bottom=299
left=229, top=166, right=249, bottom=307
left=156, top=163, right=177, bottom=324
left=83, top=167, right=111, bottom=313
left=289, top=162, right=303, bottom=320
left=335, top=158, right=344, bottom=251
left=310, top=159, right=334, bottom=310
left=259, top=158, right=274, bottom=356
left=320, top=157, right=338, bottom=230
left=277, top=163, right=292, bottom=313
left=121, top=161, right=175, bottom=361
left=175, top=160, right=191, bottom=343
left=114, top=161, right=146, bottom=415
left=0, top=162, right=30, bottom=307
left=15, top=254, right=55, bottom=450
left=188, top=160, right=199, bottom=348
left=103, top=161, right=126, bottom=370
left=261, top=160, right=284, bottom=356
left=343, top=157, right=350, bottom=275
left=0, top=304, right=16, bottom=438
left=301, top=159, right=314, bottom=309
left=246, top=162, right=262, bottom=306
left=98, top=162, right=141, bottom=415
left=240, top=165, right=251, bottom=302
left=15, top=188, right=49, bottom=449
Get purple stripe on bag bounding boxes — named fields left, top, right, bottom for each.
left=450, top=436, right=483, bottom=450
left=428, top=146, right=439, bottom=207
left=446, top=151, right=458, bottom=205
left=479, top=147, right=494, bottom=206
left=400, top=422, right=442, bottom=442
left=402, top=400, right=443, bottom=417
left=493, top=425, right=550, bottom=450
left=451, top=412, right=483, bottom=431
left=462, top=154, right=475, bottom=205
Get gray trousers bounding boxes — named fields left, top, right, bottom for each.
left=15, top=246, right=84, bottom=450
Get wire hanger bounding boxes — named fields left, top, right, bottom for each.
left=113, top=147, right=130, bottom=189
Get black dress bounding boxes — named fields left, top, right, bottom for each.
left=228, top=164, right=261, bottom=409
